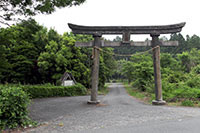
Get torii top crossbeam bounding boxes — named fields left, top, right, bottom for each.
left=68, top=22, right=185, bottom=36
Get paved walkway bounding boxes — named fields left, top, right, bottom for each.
left=26, top=83, right=200, bottom=133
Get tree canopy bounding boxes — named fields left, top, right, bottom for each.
left=0, top=19, right=116, bottom=89
left=0, top=0, right=85, bottom=26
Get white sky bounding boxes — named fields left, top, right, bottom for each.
left=34, top=0, right=200, bottom=41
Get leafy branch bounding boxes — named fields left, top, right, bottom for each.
left=0, top=0, right=85, bottom=26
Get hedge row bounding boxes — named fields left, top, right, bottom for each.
left=21, top=83, right=87, bottom=98
left=0, top=83, right=87, bottom=129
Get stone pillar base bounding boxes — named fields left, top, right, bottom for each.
left=87, top=100, right=100, bottom=105
left=152, top=100, right=166, bottom=105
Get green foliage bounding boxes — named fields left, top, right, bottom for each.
left=176, top=48, right=200, bottom=73
left=181, top=100, right=194, bottom=107
left=99, top=48, right=117, bottom=88
left=162, top=70, right=186, bottom=83
left=112, top=36, right=152, bottom=60
left=117, top=45, right=200, bottom=105
left=37, top=32, right=91, bottom=87
left=162, top=33, right=187, bottom=54
left=0, top=83, right=86, bottom=130
left=191, top=64, right=200, bottom=74
left=162, top=81, right=200, bottom=102
left=98, top=83, right=110, bottom=95
left=0, top=19, right=45, bottom=84
left=0, top=19, right=115, bottom=90
left=121, top=61, right=135, bottom=83
left=1, top=0, right=85, bottom=25
left=160, top=53, right=178, bottom=70
left=121, top=54, right=153, bottom=91
left=186, top=75, right=200, bottom=88
left=0, top=86, right=34, bottom=129
left=177, top=51, right=193, bottom=72
left=38, top=40, right=72, bottom=83
left=112, top=60, right=127, bottom=80
left=124, top=83, right=151, bottom=103
left=0, top=45, right=10, bottom=82
left=22, top=83, right=87, bottom=98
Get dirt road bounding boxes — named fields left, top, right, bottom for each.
left=27, top=83, right=200, bottom=133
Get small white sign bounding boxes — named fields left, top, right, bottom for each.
left=63, top=80, right=74, bottom=86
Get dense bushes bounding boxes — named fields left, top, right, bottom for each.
left=120, top=48, right=200, bottom=105
left=162, top=82, right=200, bottom=102
left=0, top=83, right=87, bottom=129
left=0, top=86, right=34, bottom=130
left=22, top=83, right=87, bottom=98
left=0, top=19, right=115, bottom=89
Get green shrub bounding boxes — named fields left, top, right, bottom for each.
left=173, top=87, right=200, bottom=100
left=121, top=49, right=200, bottom=106
left=181, top=100, right=194, bottom=107
left=0, top=86, right=34, bottom=129
left=186, top=75, right=200, bottom=88
left=162, top=79, right=200, bottom=102
left=131, top=78, right=146, bottom=91
left=22, top=83, right=87, bottom=98
left=191, top=64, right=200, bottom=74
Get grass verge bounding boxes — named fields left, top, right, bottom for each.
left=124, top=82, right=200, bottom=107
left=123, top=82, right=152, bottom=104
left=98, top=83, right=110, bottom=95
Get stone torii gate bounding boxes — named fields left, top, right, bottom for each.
left=68, top=22, right=185, bottom=105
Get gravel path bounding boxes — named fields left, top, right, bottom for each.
left=26, top=83, right=200, bottom=133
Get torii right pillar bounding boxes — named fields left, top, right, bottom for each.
left=151, top=34, right=166, bottom=105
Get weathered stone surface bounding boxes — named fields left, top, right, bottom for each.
left=90, top=36, right=101, bottom=103
left=87, top=100, right=100, bottom=104
left=152, top=100, right=166, bottom=105
left=151, top=35, right=165, bottom=104
left=68, top=22, right=186, bottom=35
left=75, top=40, right=178, bottom=47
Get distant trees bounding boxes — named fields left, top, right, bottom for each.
left=112, top=33, right=200, bottom=60
left=121, top=54, right=153, bottom=89
left=99, top=47, right=116, bottom=87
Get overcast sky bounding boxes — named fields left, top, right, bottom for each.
left=34, top=0, right=200, bottom=41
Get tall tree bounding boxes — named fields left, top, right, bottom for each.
left=0, top=19, right=45, bottom=83
left=38, top=33, right=91, bottom=86
left=168, top=33, right=187, bottom=54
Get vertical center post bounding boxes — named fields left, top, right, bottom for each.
left=88, top=35, right=101, bottom=104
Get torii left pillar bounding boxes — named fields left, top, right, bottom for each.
left=151, top=34, right=166, bottom=105
left=87, top=35, right=101, bottom=104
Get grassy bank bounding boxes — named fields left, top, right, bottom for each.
left=124, top=82, right=153, bottom=104
left=98, top=83, right=110, bottom=95
left=123, top=82, right=200, bottom=107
